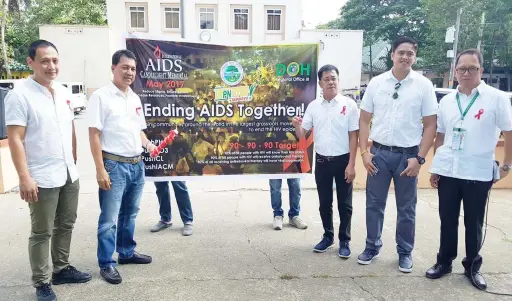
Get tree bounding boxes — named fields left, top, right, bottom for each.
left=1, top=0, right=30, bottom=78
left=318, top=0, right=428, bottom=70
left=421, top=0, right=512, bottom=74
left=2, top=0, right=106, bottom=77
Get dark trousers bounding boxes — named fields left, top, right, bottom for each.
left=315, top=153, right=353, bottom=242
left=436, top=176, right=492, bottom=272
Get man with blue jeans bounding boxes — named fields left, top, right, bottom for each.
left=88, top=49, right=157, bottom=285
left=269, top=179, right=307, bottom=230
left=151, top=181, right=194, bottom=236
left=358, top=36, right=437, bottom=272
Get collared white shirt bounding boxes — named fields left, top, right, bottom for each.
left=87, top=82, right=147, bottom=157
left=4, top=77, right=79, bottom=188
left=360, top=70, right=438, bottom=147
left=430, top=82, right=512, bottom=181
left=301, top=94, right=359, bottom=156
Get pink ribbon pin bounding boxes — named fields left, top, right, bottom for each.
left=340, top=106, right=346, bottom=115
left=474, top=109, right=484, bottom=120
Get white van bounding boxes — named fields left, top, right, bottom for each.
left=57, top=81, right=87, bottom=114
left=434, top=87, right=456, bottom=103
left=0, top=79, right=24, bottom=90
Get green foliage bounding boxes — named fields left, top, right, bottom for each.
left=2, top=0, right=106, bottom=67
left=320, top=0, right=512, bottom=74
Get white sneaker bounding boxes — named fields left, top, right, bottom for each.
left=273, top=216, right=283, bottom=230
left=182, top=223, right=193, bottom=236
left=290, top=216, right=308, bottom=229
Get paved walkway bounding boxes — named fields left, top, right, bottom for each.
left=0, top=116, right=510, bottom=301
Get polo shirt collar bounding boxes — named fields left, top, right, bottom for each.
left=108, top=81, right=133, bottom=97
left=322, top=93, right=341, bottom=104
left=457, top=81, right=486, bottom=97
left=386, top=69, right=417, bottom=82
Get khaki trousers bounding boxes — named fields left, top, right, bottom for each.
left=28, top=173, right=79, bottom=287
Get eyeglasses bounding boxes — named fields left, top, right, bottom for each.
left=456, top=67, right=479, bottom=75
left=393, top=82, right=401, bottom=99
left=322, top=77, right=338, bottom=83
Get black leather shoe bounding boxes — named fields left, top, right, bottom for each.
left=118, top=251, right=152, bottom=265
left=52, top=265, right=92, bottom=285
left=425, top=263, right=452, bottom=279
left=465, top=270, right=487, bottom=290
left=100, top=266, right=122, bottom=285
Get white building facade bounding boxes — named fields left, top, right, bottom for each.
left=107, top=0, right=304, bottom=50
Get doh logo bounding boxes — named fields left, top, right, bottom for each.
left=276, top=62, right=311, bottom=77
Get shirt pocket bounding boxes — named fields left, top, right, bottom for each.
left=406, top=93, right=422, bottom=122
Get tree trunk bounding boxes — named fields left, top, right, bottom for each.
left=1, top=0, right=11, bottom=79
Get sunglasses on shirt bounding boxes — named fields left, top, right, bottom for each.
left=393, top=82, right=401, bottom=99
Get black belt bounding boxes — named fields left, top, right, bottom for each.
left=316, top=153, right=348, bottom=161
left=372, top=142, right=418, bottom=153
left=102, top=151, right=142, bottom=164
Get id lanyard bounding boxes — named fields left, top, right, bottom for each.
left=456, top=91, right=479, bottom=125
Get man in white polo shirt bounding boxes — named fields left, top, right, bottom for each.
left=88, top=49, right=157, bottom=285
left=358, top=36, right=438, bottom=273
left=426, top=49, right=512, bottom=291
left=5, top=40, right=91, bottom=301
left=292, top=64, right=359, bottom=257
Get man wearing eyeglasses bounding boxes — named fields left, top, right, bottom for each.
left=292, top=64, right=359, bottom=257
left=358, top=36, right=438, bottom=273
left=425, top=49, right=512, bottom=291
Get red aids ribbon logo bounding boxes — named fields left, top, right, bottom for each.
left=474, top=109, right=484, bottom=120
left=136, top=107, right=142, bottom=116
left=340, top=106, right=347, bottom=115
left=66, top=100, right=72, bottom=111
left=282, top=129, right=314, bottom=173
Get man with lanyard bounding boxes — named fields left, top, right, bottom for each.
left=88, top=49, right=157, bottom=285
left=5, top=40, right=91, bottom=301
left=426, top=49, right=512, bottom=290
left=292, top=64, right=359, bottom=256
left=358, top=36, right=438, bottom=272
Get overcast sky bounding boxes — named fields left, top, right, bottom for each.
left=302, top=0, right=348, bottom=28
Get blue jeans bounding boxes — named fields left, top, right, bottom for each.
left=154, top=181, right=193, bottom=224
left=365, top=145, right=418, bottom=255
left=97, top=159, right=144, bottom=268
left=269, top=179, right=301, bottom=218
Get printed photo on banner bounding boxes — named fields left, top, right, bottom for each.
left=126, top=38, right=318, bottom=178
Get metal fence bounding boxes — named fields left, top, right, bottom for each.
left=0, top=87, right=7, bottom=139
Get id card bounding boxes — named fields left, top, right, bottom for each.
left=451, top=127, right=466, bottom=150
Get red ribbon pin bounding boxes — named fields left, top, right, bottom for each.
left=340, top=106, right=346, bottom=115
left=136, top=107, right=142, bottom=116
left=474, top=109, right=484, bottom=120
left=66, top=100, right=72, bottom=111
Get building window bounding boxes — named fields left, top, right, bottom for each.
left=129, top=6, right=146, bottom=29
left=233, top=8, right=249, bottom=31
left=164, top=7, right=180, bottom=29
left=199, top=7, right=215, bottom=29
left=266, top=9, right=282, bottom=31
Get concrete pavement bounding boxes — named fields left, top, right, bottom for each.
left=0, top=115, right=511, bottom=301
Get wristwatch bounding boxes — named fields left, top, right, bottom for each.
left=416, top=155, right=426, bottom=165
left=501, top=164, right=512, bottom=172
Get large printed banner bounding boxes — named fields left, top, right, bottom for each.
left=126, top=38, right=318, bottom=178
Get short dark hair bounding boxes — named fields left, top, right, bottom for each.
left=112, top=49, right=136, bottom=65
left=391, top=36, right=418, bottom=53
left=317, top=64, right=339, bottom=81
left=455, top=49, right=483, bottom=67
left=28, top=40, right=58, bottom=60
